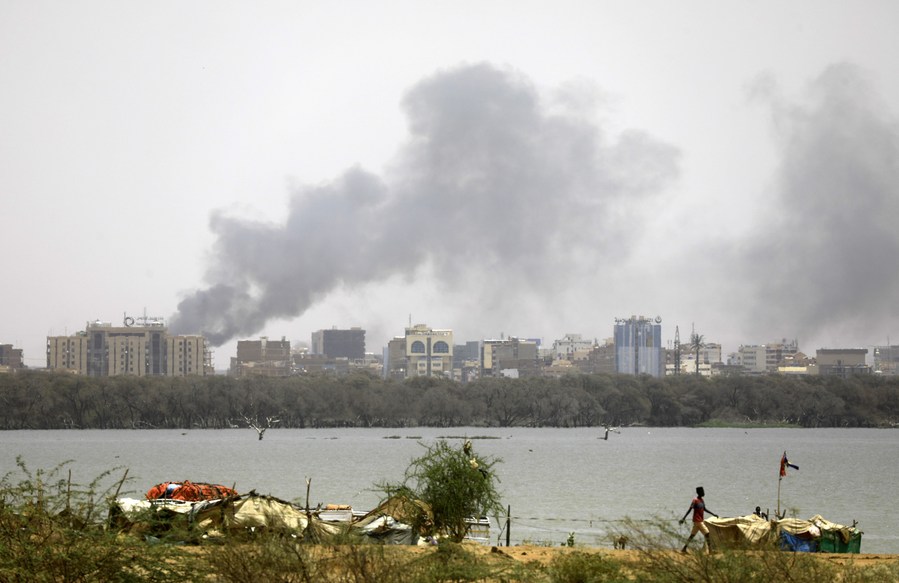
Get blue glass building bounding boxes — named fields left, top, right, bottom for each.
left=614, top=316, right=664, bottom=377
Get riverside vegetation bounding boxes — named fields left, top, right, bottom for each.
left=2, top=370, right=899, bottom=430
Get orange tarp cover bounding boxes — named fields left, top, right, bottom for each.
left=146, top=480, right=238, bottom=501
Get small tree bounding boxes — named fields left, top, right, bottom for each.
left=380, top=440, right=503, bottom=542
left=691, top=333, right=705, bottom=376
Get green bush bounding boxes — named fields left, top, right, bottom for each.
left=547, top=551, right=628, bottom=583
left=379, top=439, right=504, bottom=542
left=0, top=457, right=206, bottom=582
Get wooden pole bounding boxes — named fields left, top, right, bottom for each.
left=777, top=476, right=782, bottom=517
left=506, top=505, right=511, bottom=547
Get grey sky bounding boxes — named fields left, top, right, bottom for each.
left=3, top=1, right=898, bottom=367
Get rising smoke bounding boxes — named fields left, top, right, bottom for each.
left=169, top=63, right=680, bottom=345
left=722, top=63, right=899, bottom=347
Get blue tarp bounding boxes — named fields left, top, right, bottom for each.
left=779, top=531, right=818, bottom=553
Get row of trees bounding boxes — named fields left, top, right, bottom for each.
left=1, top=370, right=898, bottom=430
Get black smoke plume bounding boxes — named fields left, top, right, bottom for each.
left=169, top=63, right=681, bottom=345
left=722, top=63, right=899, bottom=346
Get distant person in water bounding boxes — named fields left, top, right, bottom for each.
left=679, top=486, right=718, bottom=553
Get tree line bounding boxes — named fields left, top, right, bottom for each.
left=1, top=370, right=898, bottom=430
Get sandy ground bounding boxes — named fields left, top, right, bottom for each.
left=457, top=543, right=899, bottom=568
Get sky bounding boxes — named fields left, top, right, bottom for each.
left=2, top=1, right=899, bottom=369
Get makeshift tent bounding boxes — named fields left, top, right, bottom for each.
left=777, top=514, right=862, bottom=553
left=706, top=514, right=861, bottom=553
left=189, top=493, right=312, bottom=537
left=111, top=488, right=447, bottom=546
left=706, top=514, right=775, bottom=548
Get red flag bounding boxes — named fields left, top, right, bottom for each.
left=780, top=451, right=799, bottom=477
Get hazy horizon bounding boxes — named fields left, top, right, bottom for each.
left=3, top=2, right=898, bottom=368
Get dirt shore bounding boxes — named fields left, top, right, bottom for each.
left=454, top=543, right=899, bottom=568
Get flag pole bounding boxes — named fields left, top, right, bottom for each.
left=777, top=475, right=782, bottom=517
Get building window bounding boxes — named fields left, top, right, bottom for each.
left=411, top=341, right=426, bottom=354
left=433, top=341, right=449, bottom=354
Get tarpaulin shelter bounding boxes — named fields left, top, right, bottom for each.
left=706, top=514, right=775, bottom=547
left=777, top=514, right=862, bottom=553
left=706, top=514, right=861, bottom=553
left=110, top=489, right=435, bottom=545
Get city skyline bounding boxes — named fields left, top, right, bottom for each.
left=17, top=311, right=890, bottom=372
left=3, top=2, right=898, bottom=370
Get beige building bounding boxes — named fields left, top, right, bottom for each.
left=405, top=324, right=453, bottom=378
left=47, top=335, right=89, bottom=372
left=166, top=335, right=208, bottom=376
left=814, top=348, right=870, bottom=377
left=230, top=337, right=292, bottom=377
left=47, top=317, right=211, bottom=376
left=731, top=340, right=801, bottom=375
left=383, top=324, right=453, bottom=379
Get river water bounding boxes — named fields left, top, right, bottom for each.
left=2, top=427, right=896, bottom=552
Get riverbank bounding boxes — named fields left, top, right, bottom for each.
left=486, top=544, right=899, bottom=567
left=193, top=542, right=899, bottom=582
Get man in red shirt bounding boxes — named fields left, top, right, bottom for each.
left=679, top=486, right=718, bottom=553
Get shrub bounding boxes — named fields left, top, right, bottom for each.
left=547, top=551, right=628, bottom=583
left=0, top=457, right=206, bottom=582
left=379, top=439, right=504, bottom=542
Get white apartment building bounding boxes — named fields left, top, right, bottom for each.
left=552, top=333, right=593, bottom=361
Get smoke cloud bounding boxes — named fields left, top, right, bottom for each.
left=723, top=63, right=899, bottom=346
left=170, top=63, right=680, bottom=345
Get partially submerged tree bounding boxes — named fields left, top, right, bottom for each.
left=379, top=439, right=503, bottom=542
left=239, top=413, right=280, bottom=440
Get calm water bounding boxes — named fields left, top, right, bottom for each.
left=2, top=427, right=897, bottom=552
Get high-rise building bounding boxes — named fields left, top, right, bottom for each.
left=47, top=316, right=211, bottom=376
left=482, top=337, right=539, bottom=378
left=613, top=316, right=664, bottom=377
left=311, top=327, right=365, bottom=360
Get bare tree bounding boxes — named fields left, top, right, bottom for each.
left=240, top=413, right=280, bottom=440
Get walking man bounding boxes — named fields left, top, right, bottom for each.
left=679, top=486, right=718, bottom=553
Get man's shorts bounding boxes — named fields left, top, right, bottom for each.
left=690, top=520, right=709, bottom=536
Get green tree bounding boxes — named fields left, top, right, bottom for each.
left=380, top=440, right=504, bottom=542
left=691, top=333, right=705, bottom=376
